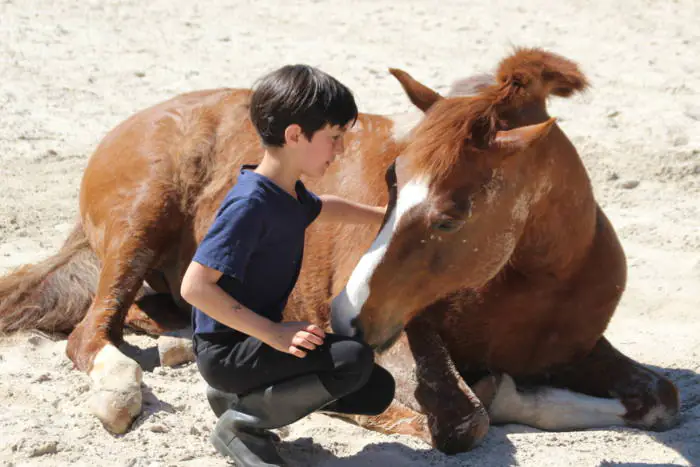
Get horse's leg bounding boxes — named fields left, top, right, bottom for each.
left=487, top=337, right=680, bottom=431
left=487, top=372, right=629, bottom=430
left=124, top=293, right=190, bottom=335
left=66, top=238, right=161, bottom=434
left=549, top=336, right=679, bottom=430
left=328, top=327, right=489, bottom=452
left=122, top=268, right=195, bottom=368
left=405, top=316, right=493, bottom=453
left=347, top=315, right=491, bottom=453
left=123, top=294, right=194, bottom=368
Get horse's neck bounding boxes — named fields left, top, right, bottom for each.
left=511, top=128, right=598, bottom=279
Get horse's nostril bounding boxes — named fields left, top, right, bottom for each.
left=349, top=318, right=364, bottom=341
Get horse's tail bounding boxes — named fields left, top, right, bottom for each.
left=494, top=48, right=589, bottom=103
left=0, top=223, right=99, bottom=334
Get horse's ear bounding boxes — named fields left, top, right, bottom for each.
left=492, top=118, right=556, bottom=154
left=389, top=68, right=443, bottom=112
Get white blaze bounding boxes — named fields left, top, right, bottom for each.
left=344, top=177, right=430, bottom=310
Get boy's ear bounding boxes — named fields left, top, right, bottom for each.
left=284, top=124, right=304, bottom=146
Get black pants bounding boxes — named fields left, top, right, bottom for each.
left=195, top=333, right=395, bottom=416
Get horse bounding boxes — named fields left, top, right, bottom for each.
left=0, top=48, right=679, bottom=454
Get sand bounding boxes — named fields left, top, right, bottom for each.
left=1, top=0, right=698, bottom=465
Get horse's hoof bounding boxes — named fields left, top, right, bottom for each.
left=430, top=405, right=490, bottom=454
left=89, top=386, right=142, bottom=433
left=624, top=378, right=680, bottom=432
left=157, top=335, right=195, bottom=367
left=88, top=344, right=143, bottom=433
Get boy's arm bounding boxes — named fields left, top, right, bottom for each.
left=316, top=194, right=386, bottom=224
left=180, top=262, right=323, bottom=358
left=181, top=262, right=277, bottom=342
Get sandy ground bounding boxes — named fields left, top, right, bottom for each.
left=1, top=0, right=699, bottom=466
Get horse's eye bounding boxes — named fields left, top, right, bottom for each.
left=430, top=218, right=465, bottom=233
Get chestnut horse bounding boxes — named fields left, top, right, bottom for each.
left=0, top=49, right=679, bottom=453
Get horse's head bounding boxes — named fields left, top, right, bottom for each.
left=332, top=48, right=587, bottom=350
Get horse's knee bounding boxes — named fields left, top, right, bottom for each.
left=623, top=376, right=680, bottom=431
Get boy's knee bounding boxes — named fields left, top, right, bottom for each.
left=366, top=365, right=396, bottom=415
left=343, top=339, right=375, bottom=378
left=325, top=338, right=375, bottom=394
left=354, top=341, right=376, bottom=387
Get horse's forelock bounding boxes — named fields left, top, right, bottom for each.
left=404, top=94, right=501, bottom=183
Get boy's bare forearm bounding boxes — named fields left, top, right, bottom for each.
left=318, top=195, right=386, bottom=224
left=184, top=282, right=277, bottom=344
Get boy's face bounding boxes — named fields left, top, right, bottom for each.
left=297, top=124, right=347, bottom=178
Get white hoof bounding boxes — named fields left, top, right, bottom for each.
left=157, top=335, right=194, bottom=367
left=88, top=344, right=143, bottom=433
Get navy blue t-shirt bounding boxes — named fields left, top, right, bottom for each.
left=191, top=165, right=322, bottom=342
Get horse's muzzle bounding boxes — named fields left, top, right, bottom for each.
left=331, top=289, right=404, bottom=352
left=330, top=289, right=364, bottom=341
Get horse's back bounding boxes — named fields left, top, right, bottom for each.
left=79, top=89, right=254, bottom=260
left=83, top=88, right=251, bottom=192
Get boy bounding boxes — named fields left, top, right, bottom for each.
left=180, top=65, right=395, bottom=467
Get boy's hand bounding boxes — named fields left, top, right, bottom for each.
left=268, top=322, right=326, bottom=358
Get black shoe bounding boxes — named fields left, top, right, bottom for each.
left=207, top=385, right=280, bottom=443
left=211, top=374, right=336, bottom=466
left=207, top=385, right=239, bottom=418
left=212, top=410, right=287, bottom=466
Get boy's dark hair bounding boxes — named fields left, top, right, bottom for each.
left=249, top=65, right=358, bottom=147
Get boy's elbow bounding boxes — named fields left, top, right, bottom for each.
left=180, top=274, right=198, bottom=305
left=181, top=261, right=221, bottom=305
left=180, top=281, right=192, bottom=304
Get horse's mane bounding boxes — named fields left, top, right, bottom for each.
left=407, top=48, right=589, bottom=181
